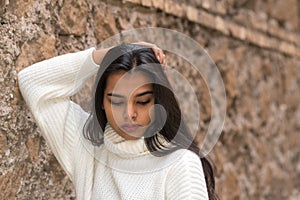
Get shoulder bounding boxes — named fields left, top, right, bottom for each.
left=164, top=149, right=205, bottom=181
left=165, top=149, right=209, bottom=199
left=169, top=149, right=202, bottom=168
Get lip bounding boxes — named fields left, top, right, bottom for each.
left=121, top=123, right=139, bottom=133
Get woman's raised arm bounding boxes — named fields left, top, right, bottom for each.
left=18, top=48, right=104, bottom=180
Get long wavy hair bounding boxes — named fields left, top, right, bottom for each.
left=83, top=44, right=218, bottom=200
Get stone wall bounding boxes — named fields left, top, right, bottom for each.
left=0, top=0, right=299, bottom=199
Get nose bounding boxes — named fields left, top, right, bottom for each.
left=124, top=102, right=137, bottom=121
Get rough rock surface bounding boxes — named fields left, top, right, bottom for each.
left=1, top=0, right=299, bottom=199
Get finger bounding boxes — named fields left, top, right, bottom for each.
left=159, top=51, right=164, bottom=64
left=153, top=47, right=162, bottom=63
left=133, top=42, right=165, bottom=64
left=155, top=47, right=165, bottom=64
left=158, top=51, right=166, bottom=65
left=162, top=53, right=166, bottom=65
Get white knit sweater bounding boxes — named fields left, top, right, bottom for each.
left=18, top=48, right=209, bottom=200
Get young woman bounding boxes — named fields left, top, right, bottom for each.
left=18, top=43, right=217, bottom=199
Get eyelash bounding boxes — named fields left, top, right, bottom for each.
left=110, top=100, right=151, bottom=106
left=137, top=100, right=151, bottom=105
left=110, top=101, right=124, bottom=106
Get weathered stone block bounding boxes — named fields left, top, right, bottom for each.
left=270, top=0, right=299, bottom=30
left=5, top=0, right=34, bottom=18
left=26, top=136, right=41, bottom=162
left=59, top=0, right=89, bottom=35
left=0, top=162, right=28, bottom=200
left=92, top=4, right=119, bottom=43
left=198, top=10, right=216, bottom=30
left=215, top=16, right=229, bottom=35
left=152, top=0, right=164, bottom=10
left=17, top=31, right=56, bottom=72
left=164, top=1, right=185, bottom=17
left=124, top=0, right=141, bottom=4
left=0, top=131, right=7, bottom=154
left=228, top=22, right=246, bottom=40
left=186, top=6, right=198, bottom=22
left=0, top=0, right=6, bottom=16
left=220, top=164, right=240, bottom=200
left=141, top=0, right=152, bottom=7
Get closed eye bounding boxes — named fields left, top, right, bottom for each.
left=137, top=99, right=151, bottom=105
left=110, top=101, right=124, bottom=106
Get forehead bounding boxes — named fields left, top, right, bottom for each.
left=105, top=70, right=153, bottom=94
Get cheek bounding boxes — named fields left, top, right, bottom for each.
left=103, top=102, right=113, bottom=120
left=141, top=105, right=155, bottom=124
left=104, top=104, right=123, bottom=123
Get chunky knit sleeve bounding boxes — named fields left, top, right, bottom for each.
left=166, top=150, right=209, bottom=200
left=18, top=48, right=99, bottom=180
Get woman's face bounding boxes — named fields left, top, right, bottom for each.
left=103, top=70, right=155, bottom=140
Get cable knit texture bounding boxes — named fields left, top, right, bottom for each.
left=18, top=48, right=209, bottom=200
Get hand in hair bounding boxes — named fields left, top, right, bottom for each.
left=92, top=42, right=166, bottom=66
left=132, top=41, right=176, bottom=89
left=132, top=41, right=166, bottom=65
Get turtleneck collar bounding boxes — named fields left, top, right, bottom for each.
left=103, top=123, right=150, bottom=158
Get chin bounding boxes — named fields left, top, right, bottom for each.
left=116, top=130, right=142, bottom=140
left=122, top=133, right=142, bottom=140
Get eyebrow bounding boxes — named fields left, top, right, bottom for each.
left=107, top=91, right=153, bottom=98
left=135, top=91, right=153, bottom=97
left=107, top=93, right=124, bottom=98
